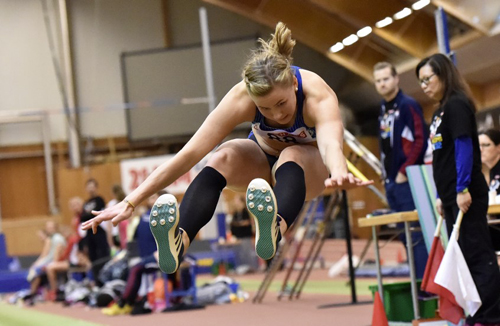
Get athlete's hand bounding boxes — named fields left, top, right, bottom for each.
left=324, top=173, right=373, bottom=190
left=81, top=201, right=134, bottom=234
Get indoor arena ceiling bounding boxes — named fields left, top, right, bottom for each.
left=202, top=0, right=500, bottom=116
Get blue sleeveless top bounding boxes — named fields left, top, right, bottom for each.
left=249, top=67, right=317, bottom=156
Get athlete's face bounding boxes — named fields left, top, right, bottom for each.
left=479, top=134, right=500, bottom=168
left=373, top=67, right=399, bottom=100
left=418, top=64, right=444, bottom=102
left=251, top=81, right=298, bottom=127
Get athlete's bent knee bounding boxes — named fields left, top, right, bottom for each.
left=278, top=146, right=311, bottom=166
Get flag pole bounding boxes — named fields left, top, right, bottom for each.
left=434, top=215, right=444, bottom=238
left=454, top=211, right=464, bottom=241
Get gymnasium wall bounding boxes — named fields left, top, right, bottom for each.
left=0, top=0, right=381, bottom=255
left=2, top=158, right=123, bottom=255
left=1, top=0, right=358, bottom=147
left=1, top=136, right=383, bottom=255
left=0, top=0, right=164, bottom=146
left=0, top=0, right=66, bottom=144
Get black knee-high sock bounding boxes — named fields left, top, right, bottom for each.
left=274, top=162, right=306, bottom=228
left=179, top=166, right=227, bottom=243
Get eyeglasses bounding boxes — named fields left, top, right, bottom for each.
left=479, top=143, right=492, bottom=148
left=419, top=74, right=435, bottom=86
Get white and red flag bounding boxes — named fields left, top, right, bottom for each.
left=434, top=210, right=482, bottom=318
left=421, top=215, right=463, bottom=323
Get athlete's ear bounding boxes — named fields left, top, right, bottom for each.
left=293, top=76, right=298, bottom=91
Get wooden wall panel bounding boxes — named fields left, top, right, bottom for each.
left=0, top=136, right=385, bottom=250
left=57, top=163, right=122, bottom=226
left=483, top=79, right=500, bottom=110
left=2, top=215, right=62, bottom=256
left=2, top=161, right=122, bottom=255
left=0, top=157, right=50, bottom=218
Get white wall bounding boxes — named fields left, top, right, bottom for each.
left=168, top=0, right=269, bottom=47
left=0, top=0, right=164, bottom=145
left=0, top=0, right=65, bottom=144
left=70, top=0, right=164, bottom=139
left=0, top=0, right=267, bottom=146
left=0, top=0, right=354, bottom=146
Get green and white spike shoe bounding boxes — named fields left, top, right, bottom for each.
left=149, top=194, right=183, bottom=274
left=246, top=178, right=281, bottom=260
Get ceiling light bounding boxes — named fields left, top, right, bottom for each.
left=357, top=26, right=372, bottom=37
left=329, top=42, right=344, bottom=53
left=394, top=7, right=412, bottom=20
left=342, top=34, right=359, bottom=46
left=375, top=17, right=393, bottom=28
left=412, top=0, right=430, bottom=10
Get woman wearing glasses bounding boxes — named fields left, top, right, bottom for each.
left=417, top=53, right=500, bottom=325
left=478, top=129, right=500, bottom=196
left=478, top=128, right=500, bottom=253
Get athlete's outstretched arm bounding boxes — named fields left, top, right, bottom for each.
left=302, top=70, right=373, bottom=189
left=82, top=82, right=255, bottom=233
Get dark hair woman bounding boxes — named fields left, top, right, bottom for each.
left=417, top=53, right=500, bottom=325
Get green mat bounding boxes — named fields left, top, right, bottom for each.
left=0, top=302, right=104, bottom=326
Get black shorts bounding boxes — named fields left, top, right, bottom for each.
left=248, top=133, right=279, bottom=168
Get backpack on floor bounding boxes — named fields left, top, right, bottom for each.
left=94, top=279, right=127, bottom=307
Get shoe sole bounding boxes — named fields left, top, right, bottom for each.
left=246, top=178, right=278, bottom=260
left=149, top=194, right=182, bottom=274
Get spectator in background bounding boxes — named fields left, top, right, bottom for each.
left=68, top=197, right=84, bottom=236
left=101, top=252, right=159, bottom=316
left=373, top=62, right=429, bottom=279
left=417, top=53, right=500, bottom=325
left=24, top=221, right=66, bottom=304
left=129, top=191, right=168, bottom=259
left=478, top=129, right=500, bottom=195
left=79, top=178, right=110, bottom=286
left=106, top=185, right=126, bottom=208
left=478, top=128, right=500, bottom=251
left=103, top=184, right=127, bottom=253
left=45, top=199, right=91, bottom=301
left=228, top=193, right=254, bottom=240
left=103, top=191, right=174, bottom=316
left=226, top=193, right=259, bottom=272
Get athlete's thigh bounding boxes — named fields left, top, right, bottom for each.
left=207, top=139, right=272, bottom=192
left=275, top=145, right=328, bottom=200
